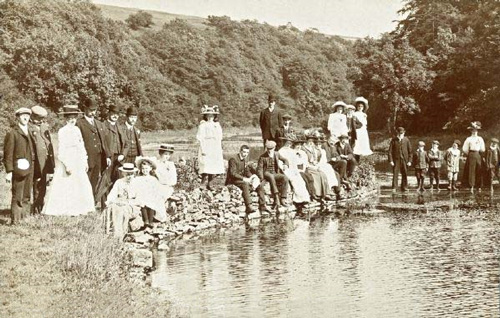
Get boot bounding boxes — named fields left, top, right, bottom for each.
left=207, top=174, right=215, bottom=191
left=147, top=208, right=155, bottom=228
left=429, top=177, right=434, bottom=190
left=447, top=180, right=452, bottom=191
left=435, top=178, right=440, bottom=191
left=200, top=174, right=208, bottom=189
left=141, top=208, right=150, bottom=229
left=272, top=194, right=281, bottom=210
left=452, top=180, right=458, bottom=191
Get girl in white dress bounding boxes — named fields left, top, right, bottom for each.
left=196, top=105, right=224, bottom=190
left=327, top=101, right=348, bottom=143
left=156, top=144, right=177, bottom=200
left=353, top=97, right=373, bottom=158
left=43, top=105, right=95, bottom=216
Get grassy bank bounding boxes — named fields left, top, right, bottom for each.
left=0, top=178, right=177, bottom=318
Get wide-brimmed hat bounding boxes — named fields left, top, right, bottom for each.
left=15, top=107, right=32, bottom=116
left=331, top=101, right=347, bottom=111
left=135, top=156, right=157, bottom=170
left=355, top=97, right=369, bottom=111
left=59, top=105, right=82, bottom=115
left=293, top=135, right=306, bottom=145
left=118, top=162, right=138, bottom=173
left=201, top=105, right=220, bottom=115
left=467, top=121, right=482, bottom=130
left=126, top=106, right=138, bottom=117
left=346, top=104, right=356, bottom=111
left=158, top=143, right=175, bottom=152
left=283, top=113, right=292, bottom=120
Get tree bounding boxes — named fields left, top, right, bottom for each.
left=126, top=11, right=154, bottom=30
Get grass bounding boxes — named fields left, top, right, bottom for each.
left=0, top=175, right=177, bottom=318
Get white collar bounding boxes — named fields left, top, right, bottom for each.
left=107, top=120, right=116, bottom=126
left=125, top=122, right=134, bottom=130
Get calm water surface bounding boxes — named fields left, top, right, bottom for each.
left=152, top=190, right=500, bottom=318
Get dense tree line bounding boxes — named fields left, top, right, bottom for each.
left=0, top=0, right=498, bottom=137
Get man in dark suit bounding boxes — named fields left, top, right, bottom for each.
left=3, top=107, right=35, bottom=224
left=388, top=127, right=412, bottom=191
left=76, top=99, right=110, bottom=197
left=257, top=140, right=290, bottom=210
left=29, top=106, right=55, bottom=213
left=345, top=105, right=363, bottom=148
left=331, top=134, right=357, bottom=180
left=276, top=113, right=294, bottom=149
left=259, top=94, right=283, bottom=148
left=226, top=145, right=265, bottom=218
left=102, top=105, right=126, bottom=184
left=121, top=106, right=143, bottom=164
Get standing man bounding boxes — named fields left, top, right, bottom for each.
left=345, top=105, right=362, bottom=149
left=3, top=107, right=35, bottom=224
left=121, top=106, right=143, bottom=164
left=29, top=105, right=55, bottom=213
left=259, top=94, right=283, bottom=148
left=102, top=105, right=125, bottom=184
left=76, top=98, right=110, bottom=196
left=388, top=127, right=412, bottom=192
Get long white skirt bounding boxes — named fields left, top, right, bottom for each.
left=318, top=163, right=339, bottom=188
left=42, top=161, right=95, bottom=216
left=283, top=169, right=310, bottom=203
left=353, top=127, right=373, bottom=156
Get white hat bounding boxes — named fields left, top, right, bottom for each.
left=118, top=163, right=138, bottom=173
left=201, top=105, right=220, bottom=115
left=15, top=107, right=32, bottom=116
left=355, top=97, right=369, bottom=111
left=31, top=105, right=48, bottom=117
left=346, top=104, right=356, bottom=110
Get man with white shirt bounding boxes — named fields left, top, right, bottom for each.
left=121, top=106, right=143, bottom=164
left=76, top=99, right=111, bottom=196
left=3, top=107, right=35, bottom=224
left=462, top=121, right=486, bottom=192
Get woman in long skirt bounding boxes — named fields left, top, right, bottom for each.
left=43, top=105, right=95, bottom=216
left=353, top=97, right=373, bottom=158
left=196, top=105, right=224, bottom=190
left=462, top=121, right=485, bottom=192
left=278, top=135, right=310, bottom=204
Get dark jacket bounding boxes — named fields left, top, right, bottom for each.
left=428, top=148, right=443, bottom=168
left=3, top=125, right=35, bottom=177
left=259, top=107, right=283, bottom=140
left=332, top=141, right=354, bottom=161
left=388, top=136, right=412, bottom=164
left=29, top=123, right=55, bottom=177
left=346, top=116, right=362, bottom=140
left=76, top=117, right=109, bottom=168
left=102, top=120, right=125, bottom=156
left=120, top=123, right=143, bottom=158
left=225, top=155, right=253, bottom=185
left=412, top=149, right=429, bottom=169
left=257, top=151, right=289, bottom=180
left=486, top=147, right=500, bottom=170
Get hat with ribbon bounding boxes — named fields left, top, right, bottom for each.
left=158, top=143, right=175, bottom=152
left=201, top=105, right=220, bottom=115
left=467, top=121, right=482, bottom=130
left=59, top=105, right=82, bottom=115
left=118, top=162, right=138, bottom=173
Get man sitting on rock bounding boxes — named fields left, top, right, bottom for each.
left=331, top=134, right=357, bottom=181
left=226, top=145, right=264, bottom=219
left=257, top=140, right=290, bottom=212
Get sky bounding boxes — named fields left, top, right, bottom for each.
left=91, top=0, right=404, bottom=38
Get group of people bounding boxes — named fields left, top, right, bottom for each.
left=388, top=121, right=499, bottom=193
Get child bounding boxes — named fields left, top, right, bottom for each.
left=156, top=144, right=177, bottom=200
left=485, top=138, right=500, bottom=191
left=413, top=141, right=429, bottom=192
left=428, top=140, right=443, bottom=190
left=445, top=140, right=461, bottom=191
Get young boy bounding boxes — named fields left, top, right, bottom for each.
left=445, top=140, right=461, bottom=191
left=485, top=138, right=500, bottom=191
left=413, top=141, right=429, bottom=192
left=428, top=140, right=443, bottom=190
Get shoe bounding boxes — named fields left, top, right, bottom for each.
left=401, top=188, right=408, bottom=192
left=280, top=198, right=290, bottom=207
left=324, top=195, right=336, bottom=201
left=272, top=194, right=281, bottom=209
left=247, top=211, right=261, bottom=219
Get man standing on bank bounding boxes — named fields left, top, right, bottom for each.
left=102, top=105, right=126, bottom=185
left=259, top=94, right=283, bottom=148
left=388, top=127, right=412, bottom=192
left=76, top=98, right=111, bottom=196
left=121, top=106, right=143, bottom=164
left=29, top=105, right=55, bottom=214
left=3, top=107, right=35, bottom=224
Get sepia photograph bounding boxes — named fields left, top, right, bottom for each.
left=0, top=0, right=499, bottom=317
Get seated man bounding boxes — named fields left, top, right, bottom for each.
left=226, top=145, right=264, bottom=218
left=257, top=140, right=290, bottom=210
left=331, top=134, right=357, bottom=180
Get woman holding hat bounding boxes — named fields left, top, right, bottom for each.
left=43, top=105, right=95, bottom=216
left=327, top=101, right=349, bottom=143
left=156, top=144, right=177, bottom=200
left=196, top=105, right=224, bottom=190
left=462, top=121, right=485, bottom=192
left=353, top=97, right=373, bottom=158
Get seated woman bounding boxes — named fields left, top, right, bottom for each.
left=156, top=144, right=177, bottom=200
left=104, top=163, right=141, bottom=238
left=133, top=157, right=168, bottom=228
left=278, top=135, right=310, bottom=204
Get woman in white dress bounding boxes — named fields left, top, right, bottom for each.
left=196, top=105, right=224, bottom=190
left=43, top=105, right=95, bottom=216
left=353, top=96, right=373, bottom=159
left=156, top=144, right=177, bottom=200
left=327, top=101, right=348, bottom=143
left=277, top=135, right=310, bottom=204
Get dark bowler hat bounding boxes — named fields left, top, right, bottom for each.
left=126, top=107, right=138, bottom=117
left=158, top=143, right=175, bottom=152
left=107, top=105, right=121, bottom=115
left=396, top=127, right=406, bottom=134
left=268, top=94, right=277, bottom=103
left=82, top=98, right=98, bottom=110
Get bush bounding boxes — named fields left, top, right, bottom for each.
left=126, top=11, right=154, bottom=30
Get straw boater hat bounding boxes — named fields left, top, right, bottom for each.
left=201, top=105, right=220, bottom=115
left=135, top=156, right=157, bottom=169
left=158, top=143, right=175, bottom=153
left=118, top=162, right=138, bottom=173
left=15, top=107, right=32, bottom=116
left=355, top=97, right=369, bottom=111
left=59, top=105, right=82, bottom=115
left=331, top=101, right=347, bottom=112
left=467, top=121, right=482, bottom=130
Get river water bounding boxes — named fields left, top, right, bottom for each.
left=152, top=188, right=500, bottom=317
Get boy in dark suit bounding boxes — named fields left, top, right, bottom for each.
left=257, top=140, right=289, bottom=211
left=121, top=106, right=143, bottom=164
left=259, top=94, right=283, bottom=148
left=428, top=140, right=443, bottom=190
left=388, top=127, right=412, bottom=191
left=412, top=141, right=429, bottom=192
left=3, top=107, right=35, bottom=224
left=345, top=105, right=362, bottom=148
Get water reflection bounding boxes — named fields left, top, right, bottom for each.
left=152, top=200, right=500, bottom=317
